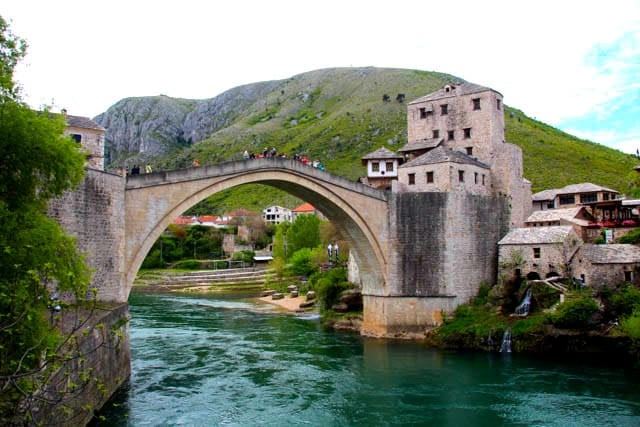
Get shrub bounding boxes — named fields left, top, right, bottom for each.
left=550, top=297, right=599, bottom=329
left=619, top=228, right=640, bottom=244
left=620, top=309, right=640, bottom=339
left=288, top=248, right=318, bottom=276
left=609, top=284, right=640, bottom=318
left=312, top=267, right=351, bottom=310
left=232, top=250, right=255, bottom=265
left=173, top=260, right=201, bottom=270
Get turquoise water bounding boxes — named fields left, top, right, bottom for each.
left=92, top=292, right=640, bottom=426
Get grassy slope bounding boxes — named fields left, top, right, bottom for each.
left=154, top=67, right=636, bottom=213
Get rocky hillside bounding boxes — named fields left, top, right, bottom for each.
left=94, top=80, right=282, bottom=161
left=95, top=67, right=638, bottom=202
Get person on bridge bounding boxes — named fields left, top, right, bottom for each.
left=327, top=243, right=333, bottom=262
left=192, top=159, right=200, bottom=167
left=243, top=150, right=249, bottom=160
left=333, top=243, right=339, bottom=262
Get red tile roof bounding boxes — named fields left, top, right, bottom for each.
left=293, top=202, right=316, bottom=213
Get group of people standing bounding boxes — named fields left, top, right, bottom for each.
left=242, top=149, right=325, bottom=171
left=327, top=242, right=340, bottom=263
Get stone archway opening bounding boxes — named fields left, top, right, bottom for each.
left=124, top=161, right=389, bottom=302
left=526, top=272, right=541, bottom=280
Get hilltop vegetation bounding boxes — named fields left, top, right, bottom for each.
left=97, top=67, right=638, bottom=213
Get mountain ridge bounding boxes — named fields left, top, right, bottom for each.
left=94, top=67, right=638, bottom=199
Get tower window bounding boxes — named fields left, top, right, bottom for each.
left=71, top=133, right=82, bottom=143
left=385, top=161, right=394, bottom=172
left=472, top=98, right=481, bottom=110
left=419, top=107, right=427, bottom=119
left=533, top=248, right=541, bottom=258
left=466, top=147, right=473, bottom=156
left=458, top=170, right=464, bottom=182
left=497, top=99, right=502, bottom=110
left=426, top=171, right=434, bottom=183
left=464, top=128, right=472, bottom=139
left=440, top=104, right=448, bottom=115
left=432, top=129, right=440, bottom=139
left=447, top=130, right=454, bottom=141
left=371, top=162, right=380, bottom=172
left=408, top=173, right=415, bottom=185
left=474, top=172, right=478, bottom=184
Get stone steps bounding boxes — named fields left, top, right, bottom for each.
left=146, top=268, right=275, bottom=286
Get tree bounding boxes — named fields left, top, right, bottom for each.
left=286, top=214, right=321, bottom=254
left=0, top=15, right=91, bottom=422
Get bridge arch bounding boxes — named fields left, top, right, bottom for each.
left=124, top=159, right=390, bottom=298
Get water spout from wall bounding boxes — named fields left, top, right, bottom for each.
left=514, top=287, right=533, bottom=317
left=499, top=328, right=512, bottom=353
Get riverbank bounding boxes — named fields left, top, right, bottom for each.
left=258, top=294, right=311, bottom=312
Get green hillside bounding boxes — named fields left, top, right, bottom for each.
left=140, top=67, right=637, bottom=213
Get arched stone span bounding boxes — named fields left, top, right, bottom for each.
left=124, top=159, right=390, bottom=299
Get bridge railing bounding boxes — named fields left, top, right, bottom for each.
left=125, top=158, right=388, bottom=200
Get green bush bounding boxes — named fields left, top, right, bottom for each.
left=609, top=284, right=640, bottom=317
left=312, top=267, right=351, bottom=310
left=619, top=229, right=640, bottom=244
left=289, top=248, right=318, bottom=276
left=620, top=309, right=640, bottom=339
left=232, top=250, right=255, bottom=265
left=173, top=260, right=201, bottom=270
left=550, top=297, right=599, bottom=329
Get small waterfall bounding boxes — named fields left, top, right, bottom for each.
left=499, top=328, right=512, bottom=353
left=514, top=287, right=533, bottom=317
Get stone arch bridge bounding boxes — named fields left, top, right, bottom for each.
left=51, top=160, right=509, bottom=337
left=124, top=158, right=390, bottom=303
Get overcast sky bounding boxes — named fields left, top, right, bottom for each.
left=4, top=0, right=639, bottom=153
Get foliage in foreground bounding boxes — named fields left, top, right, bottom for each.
left=0, top=15, right=93, bottom=422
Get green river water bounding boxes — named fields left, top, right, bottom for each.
left=91, top=292, right=640, bottom=426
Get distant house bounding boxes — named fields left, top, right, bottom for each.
left=291, top=202, right=325, bottom=220
left=498, top=225, right=582, bottom=280
left=173, top=216, right=197, bottom=225
left=262, top=205, right=292, bottom=224
left=532, top=183, right=619, bottom=211
left=571, top=244, right=640, bottom=288
left=63, top=110, right=106, bottom=171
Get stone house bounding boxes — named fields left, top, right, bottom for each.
left=570, top=244, right=640, bottom=288
left=360, top=147, right=403, bottom=190
left=360, top=81, right=531, bottom=226
left=63, top=110, right=106, bottom=171
left=532, top=183, right=619, bottom=211
left=525, top=206, right=595, bottom=240
left=498, top=225, right=582, bottom=280
left=396, top=146, right=491, bottom=195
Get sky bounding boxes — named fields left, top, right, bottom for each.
left=4, top=0, right=640, bottom=153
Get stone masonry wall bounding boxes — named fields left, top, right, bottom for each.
left=48, top=169, right=127, bottom=302
left=32, top=304, right=131, bottom=426
left=363, top=191, right=510, bottom=336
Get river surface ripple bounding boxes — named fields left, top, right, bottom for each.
left=91, top=292, right=640, bottom=426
